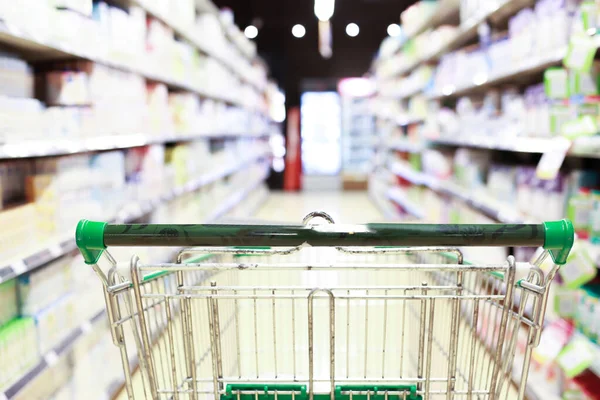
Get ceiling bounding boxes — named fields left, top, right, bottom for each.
left=214, top=0, right=417, bottom=106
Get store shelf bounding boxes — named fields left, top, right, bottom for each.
left=130, top=0, right=265, bottom=92
left=428, top=46, right=568, bottom=99
left=393, top=0, right=536, bottom=78
left=0, top=132, right=270, bottom=160
left=0, top=21, right=258, bottom=109
left=429, top=135, right=600, bottom=159
left=1, top=165, right=270, bottom=400
left=205, top=165, right=270, bottom=221
left=380, top=84, right=428, bottom=101
left=0, top=150, right=270, bottom=286
left=1, top=308, right=106, bottom=399
left=386, top=186, right=426, bottom=219
left=425, top=0, right=535, bottom=64
left=387, top=161, right=526, bottom=223
left=386, top=139, right=425, bottom=153
left=403, top=0, right=460, bottom=40
left=376, top=114, right=424, bottom=127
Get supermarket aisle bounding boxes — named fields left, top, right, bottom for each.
left=254, top=191, right=383, bottom=224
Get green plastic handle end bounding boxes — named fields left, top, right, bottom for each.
left=543, top=219, right=575, bottom=265
left=76, top=220, right=107, bottom=265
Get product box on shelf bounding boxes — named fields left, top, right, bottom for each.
left=0, top=51, right=34, bottom=98
left=26, top=293, right=75, bottom=355
left=0, top=203, right=38, bottom=261
left=0, top=279, right=17, bottom=327
left=36, top=70, right=90, bottom=106
left=0, top=317, right=39, bottom=391
left=17, top=256, right=72, bottom=316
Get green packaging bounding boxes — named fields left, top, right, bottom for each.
left=590, top=190, right=600, bottom=244
left=569, top=65, right=600, bottom=96
left=554, top=287, right=580, bottom=319
left=580, top=0, right=598, bottom=32
left=567, top=187, right=592, bottom=239
left=558, top=241, right=597, bottom=290
left=545, top=68, right=570, bottom=99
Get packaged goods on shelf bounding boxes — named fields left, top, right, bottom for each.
left=0, top=51, right=33, bottom=98
left=124, top=144, right=169, bottom=203
left=0, top=280, right=17, bottom=326
left=71, top=323, right=123, bottom=399
left=0, top=160, right=32, bottom=206
left=25, top=153, right=123, bottom=237
left=0, top=96, right=46, bottom=142
left=460, top=0, right=504, bottom=23
left=0, top=203, right=37, bottom=261
left=379, top=65, right=434, bottom=98
left=147, top=82, right=175, bottom=135
left=27, top=294, right=76, bottom=355
left=0, top=317, right=38, bottom=390
left=18, top=257, right=72, bottom=316
left=401, top=0, right=439, bottom=36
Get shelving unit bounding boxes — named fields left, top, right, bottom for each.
left=0, top=20, right=263, bottom=110
left=369, top=0, right=600, bottom=396
left=0, top=1, right=280, bottom=398
left=380, top=0, right=536, bottom=79
left=402, top=0, right=460, bottom=40
left=0, top=149, right=270, bottom=286
left=428, top=46, right=569, bottom=99
left=0, top=157, right=270, bottom=400
left=0, top=132, right=271, bottom=160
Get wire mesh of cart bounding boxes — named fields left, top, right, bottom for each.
left=75, top=212, right=574, bottom=400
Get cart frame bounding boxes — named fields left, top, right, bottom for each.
left=76, top=213, right=574, bottom=400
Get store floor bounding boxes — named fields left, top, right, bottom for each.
left=253, top=191, right=383, bottom=224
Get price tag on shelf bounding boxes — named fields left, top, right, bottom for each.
left=564, top=33, right=598, bottom=72
left=81, top=321, right=93, bottom=334
left=44, top=351, right=59, bottom=367
left=49, top=244, right=62, bottom=258
left=11, top=259, right=27, bottom=275
left=536, top=137, right=572, bottom=180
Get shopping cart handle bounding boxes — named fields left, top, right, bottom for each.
left=75, top=219, right=574, bottom=265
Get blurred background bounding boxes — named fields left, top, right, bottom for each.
left=1, top=0, right=600, bottom=399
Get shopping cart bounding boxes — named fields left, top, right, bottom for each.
left=75, top=212, right=574, bottom=400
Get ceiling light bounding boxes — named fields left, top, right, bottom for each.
left=346, top=23, right=359, bottom=37
left=292, top=24, right=306, bottom=38
left=244, top=25, right=258, bottom=39
left=314, top=0, right=335, bottom=22
left=387, top=23, right=401, bottom=37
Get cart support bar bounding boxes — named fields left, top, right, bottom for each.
left=76, top=219, right=574, bottom=265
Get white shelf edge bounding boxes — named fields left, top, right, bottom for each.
left=386, top=186, right=426, bottom=219
left=0, top=132, right=270, bottom=160
left=0, top=150, right=271, bottom=286
left=429, top=136, right=600, bottom=159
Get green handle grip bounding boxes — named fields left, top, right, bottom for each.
left=76, top=219, right=574, bottom=266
